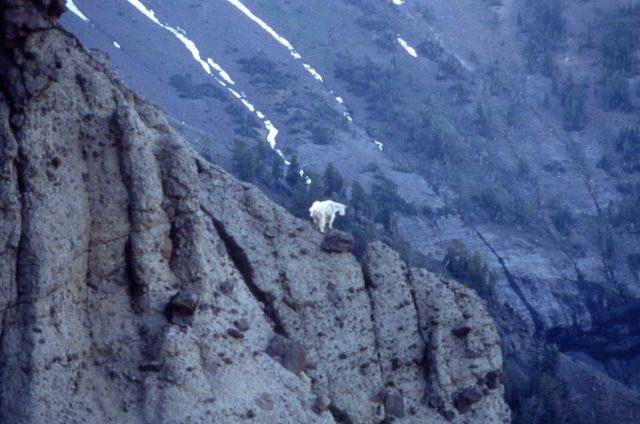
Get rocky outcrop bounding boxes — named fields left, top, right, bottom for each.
left=364, top=243, right=510, bottom=423
left=0, top=2, right=509, bottom=423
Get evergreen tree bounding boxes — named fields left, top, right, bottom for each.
left=560, top=74, right=587, bottom=131
left=351, top=181, right=376, bottom=223
left=286, top=155, right=302, bottom=187
left=271, top=156, right=284, bottom=181
left=290, top=178, right=309, bottom=218
left=232, top=139, right=257, bottom=181
left=323, top=162, right=344, bottom=197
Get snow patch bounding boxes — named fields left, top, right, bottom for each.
left=392, top=0, right=405, bottom=5
left=303, top=64, right=324, bottom=82
left=226, top=0, right=325, bottom=84
left=374, top=140, right=384, bottom=151
left=172, top=31, right=212, bottom=74
left=225, top=0, right=366, bottom=125
left=207, top=58, right=235, bottom=85
left=125, top=0, right=292, bottom=172
left=397, top=37, right=418, bottom=58
left=66, top=0, right=89, bottom=22
left=113, top=41, right=121, bottom=49
left=125, top=1, right=211, bottom=74
left=241, top=99, right=255, bottom=112
left=228, top=88, right=242, bottom=99
left=264, top=120, right=279, bottom=149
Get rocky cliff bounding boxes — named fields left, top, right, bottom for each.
left=0, top=1, right=509, bottom=423
left=59, top=0, right=640, bottom=367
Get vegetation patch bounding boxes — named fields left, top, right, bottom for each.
left=169, top=74, right=227, bottom=101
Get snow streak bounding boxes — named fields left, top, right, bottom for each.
left=225, top=0, right=323, bottom=82
left=66, top=0, right=89, bottom=22
left=397, top=37, right=418, bottom=58
left=225, top=0, right=378, bottom=150
left=124, top=0, right=290, bottom=167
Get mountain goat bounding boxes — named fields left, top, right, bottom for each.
left=309, top=200, right=347, bottom=233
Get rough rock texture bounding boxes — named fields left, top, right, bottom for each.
left=320, top=230, right=354, bottom=253
left=364, top=243, right=510, bottom=423
left=0, top=2, right=510, bottom=423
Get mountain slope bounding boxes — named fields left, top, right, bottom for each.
left=0, top=1, right=509, bottom=423
left=59, top=0, right=640, bottom=394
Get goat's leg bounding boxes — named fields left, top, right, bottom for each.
left=328, top=213, right=335, bottom=230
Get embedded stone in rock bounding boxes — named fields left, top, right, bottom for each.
left=233, top=318, right=250, bottom=332
left=370, top=387, right=387, bottom=404
left=384, top=390, right=405, bottom=418
left=452, top=386, right=483, bottom=413
left=139, top=361, right=163, bottom=372
left=255, top=393, right=274, bottom=411
left=169, top=291, right=198, bottom=314
left=10, top=113, right=24, bottom=128
left=264, top=227, right=278, bottom=239
left=218, top=280, right=235, bottom=294
left=227, top=328, right=244, bottom=339
left=265, top=335, right=306, bottom=375
left=312, top=394, right=331, bottom=415
left=452, top=326, right=472, bottom=338
left=440, top=409, right=456, bottom=421
left=166, top=290, right=199, bottom=325
left=485, top=370, right=503, bottom=390
left=320, top=230, right=354, bottom=253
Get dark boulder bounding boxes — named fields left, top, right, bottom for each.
left=321, top=230, right=354, bottom=253
left=166, top=290, right=199, bottom=325
left=452, top=386, right=483, bottom=413
left=452, top=326, right=472, bottom=338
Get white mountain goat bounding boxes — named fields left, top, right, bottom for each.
left=309, top=200, right=347, bottom=233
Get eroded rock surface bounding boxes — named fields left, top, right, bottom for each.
left=0, top=2, right=510, bottom=423
left=364, top=242, right=510, bottom=423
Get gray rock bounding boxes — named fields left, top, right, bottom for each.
left=312, top=394, right=331, bottom=415
left=453, top=386, right=484, bottom=413
left=218, top=279, right=235, bottom=294
left=320, top=230, right=355, bottom=253
left=166, top=290, right=198, bottom=325
left=168, top=290, right=198, bottom=315
left=266, top=335, right=307, bottom=376
left=384, top=390, right=405, bottom=418
left=233, top=318, right=250, bottom=332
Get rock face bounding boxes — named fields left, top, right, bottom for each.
left=0, top=2, right=509, bottom=423
left=364, top=243, right=510, bottom=423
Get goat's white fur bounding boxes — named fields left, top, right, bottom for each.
left=309, top=200, right=347, bottom=233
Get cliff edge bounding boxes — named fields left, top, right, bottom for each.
left=0, top=2, right=510, bottom=423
